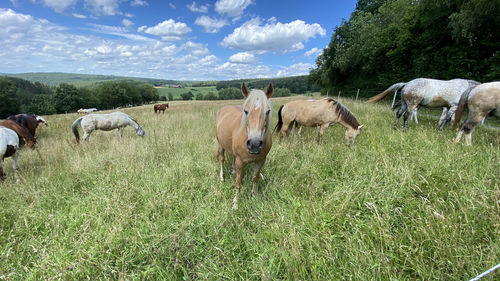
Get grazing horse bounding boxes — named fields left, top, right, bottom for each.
left=72, top=111, right=145, bottom=143
left=0, top=127, right=32, bottom=181
left=154, top=103, right=169, bottom=114
left=368, top=78, right=480, bottom=130
left=452, top=82, right=500, bottom=145
left=216, top=82, right=273, bottom=210
left=8, top=114, right=48, bottom=136
left=274, top=98, right=363, bottom=145
left=78, top=108, right=98, bottom=114
left=0, top=120, right=37, bottom=148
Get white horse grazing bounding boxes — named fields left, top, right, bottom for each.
left=368, top=78, right=480, bottom=130
left=71, top=111, right=145, bottom=143
left=0, top=127, right=20, bottom=180
left=453, top=82, right=500, bottom=145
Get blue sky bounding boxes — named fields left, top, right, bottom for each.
left=1, top=0, right=356, bottom=80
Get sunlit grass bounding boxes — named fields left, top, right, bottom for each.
left=0, top=96, right=498, bottom=280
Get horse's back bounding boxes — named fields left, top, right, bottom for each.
left=0, top=127, right=19, bottom=147
left=283, top=99, right=333, bottom=126
left=469, top=82, right=500, bottom=112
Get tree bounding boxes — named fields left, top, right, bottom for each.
left=204, top=92, right=218, bottom=100
left=0, top=77, right=20, bottom=118
left=28, top=95, right=56, bottom=115
left=195, top=92, right=204, bottom=100
left=168, top=93, right=173, bottom=101
left=180, top=91, right=194, bottom=100
left=218, top=87, right=241, bottom=100
left=53, top=83, right=84, bottom=113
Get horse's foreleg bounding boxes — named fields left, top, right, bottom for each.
left=0, top=159, right=5, bottom=180
left=82, top=131, right=91, bottom=142
left=252, top=160, right=265, bottom=197
left=233, top=158, right=243, bottom=210
left=217, top=144, right=225, bottom=181
left=118, top=127, right=124, bottom=139
left=394, top=104, right=406, bottom=129
left=439, top=107, right=457, bottom=131
left=317, top=123, right=330, bottom=143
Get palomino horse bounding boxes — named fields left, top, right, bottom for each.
left=154, top=103, right=169, bottom=114
left=72, top=111, right=145, bottom=143
left=0, top=120, right=37, bottom=148
left=452, top=82, right=500, bottom=145
left=368, top=78, right=480, bottom=130
left=8, top=114, right=48, bottom=136
left=216, top=82, right=273, bottom=210
left=77, top=108, right=98, bottom=114
left=274, top=98, right=363, bottom=145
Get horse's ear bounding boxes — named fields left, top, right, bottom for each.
left=265, top=83, right=273, bottom=98
left=241, top=82, right=250, bottom=98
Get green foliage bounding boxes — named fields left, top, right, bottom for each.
left=28, top=95, right=56, bottom=115
left=217, top=87, right=242, bottom=100
left=204, top=91, right=218, bottom=100
left=216, top=76, right=318, bottom=94
left=273, top=87, right=292, bottom=97
left=0, top=77, right=20, bottom=118
left=53, top=83, right=84, bottom=113
left=168, top=93, right=173, bottom=101
left=311, top=0, right=500, bottom=94
left=195, top=92, right=204, bottom=100
left=180, top=91, right=194, bottom=100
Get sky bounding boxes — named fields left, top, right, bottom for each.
left=1, top=0, right=357, bottom=81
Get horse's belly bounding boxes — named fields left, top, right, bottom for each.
left=422, top=96, right=449, bottom=107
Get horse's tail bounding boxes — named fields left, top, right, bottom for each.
left=72, top=117, right=83, bottom=144
left=367, top=82, right=406, bottom=104
left=273, top=105, right=284, bottom=134
left=452, top=87, right=473, bottom=130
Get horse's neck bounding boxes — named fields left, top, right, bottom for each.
left=126, top=118, right=139, bottom=129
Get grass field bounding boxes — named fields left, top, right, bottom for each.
left=0, top=96, right=499, bottom=280
left=156, top=86, right=217, bottom=100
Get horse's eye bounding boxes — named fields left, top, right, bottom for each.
left=266, top=110, right=270, bottom=116
left=244, top=110, right=248, bottom=115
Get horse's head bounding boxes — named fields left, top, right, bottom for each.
left=26, top=137, right=37, bottom=149
left=345, top=125, right=363, bottom=145
left=241, top=82, right=273, bottom=154
left=35, top=115, right=48, bottom=126
left=136, top=125, right=146, bottom=137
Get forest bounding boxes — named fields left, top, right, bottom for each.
left=309, top=0, right=499, bottom=97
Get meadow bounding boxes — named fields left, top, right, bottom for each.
left=0, top=96, right=498, bottom=280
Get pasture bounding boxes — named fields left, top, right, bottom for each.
left=156, top=86, right=217, bottom=100
left=0, top=96, right=498, bottom=280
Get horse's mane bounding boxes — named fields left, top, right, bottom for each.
left=326, top=98, right=360, bottom=129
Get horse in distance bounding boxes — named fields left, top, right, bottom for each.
left=216, top=82, right=273, bottom=210
left=72, top=111, right=145, bottom=143
left=274, top=98, right=363, bottom=145
left=0, top=120, right=37, bottom=148
left=452, top=82, right=500, bottom=145
left=8, top=114, right=48, bottom=137
left=154, top=103, right=169, bottom=114
left=367, top=78, right=480, bottom=131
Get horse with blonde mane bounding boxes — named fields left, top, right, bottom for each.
left=72, top=111, right=145, bottom=143
left=216, top=82, right=273, bottom=210
left=452, top=82, right=500, bottom=145
left=274, top=98, right=363, bottom=145
left=368, top=78, right=479, bottom=130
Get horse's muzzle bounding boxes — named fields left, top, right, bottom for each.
left=246, top=138, right=263, bottom=154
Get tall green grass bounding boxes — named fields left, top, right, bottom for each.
left=0, top=97, right=498, bottom=280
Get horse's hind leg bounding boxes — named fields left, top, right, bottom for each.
left=12, top=151, right=19, bottom=182
left=0, top=159, right=5, bottom=180
left=251, top=160, right=265, bottom=197
left=403, top=110, right=410, bottom=131
left=279, top=121, right=292, bottom=143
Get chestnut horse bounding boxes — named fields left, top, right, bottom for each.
left=72, top=111, right=145, bottom=143
left=8, top=114, right=48, bottom=136
left=275, top=98, right=363, bottom=145
left=216, top=82, right=273, bottom=210
left=0, top=120, right=37, bottom=148
left=0, top=127, right=21, bottom=180
left=368, top=78, right=479, bottom=130
left=452, top=82, right=500, bottom=145
left=154, top=103, right=169, bottom=114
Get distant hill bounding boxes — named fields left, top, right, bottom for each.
left=3, top=72, right=180, bottom=87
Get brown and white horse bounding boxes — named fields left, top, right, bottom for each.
left=0, top=120, right=37, bottom=148
left=8, top=114, right=48, bottom=136
left=216, top=82, right=273, bottom=210
left=72, top=111, right=145, bottom=143
left=274, top=98, right=363, bottom=145
left=0, top=125, right=37, bottom=181
left=368, top=78, right=479, bottom=130
left=452, top=82, right=500, bottom=145
left=154, top=103, right=169, bottom=114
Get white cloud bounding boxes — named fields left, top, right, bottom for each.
left=305, top=47, right=322, bottom=57
left=221, top=18, right=326, bottom=53
left=169, top=2, right=175, bottom=9
left=187, top=2, right=209, bottom=13
left=228, top=52, right=255, bottom=64
left=38, top=0, right=77, bottom=13
left=215, top=0, right=252, bottom=17
left=194, top=16, right=228, bottom=33
left=90, top=23, right=152, bottom=41
left=130, top=0, right=147, bottom=7
left=72, top=13, right=87, bottom=19
left=276, top=62, right=313, bottom=77
left=138, top=19, right=191, bottom=41
left=122, top=18, right=133, bottom=27
left=85, top=0, right=121, bottom=16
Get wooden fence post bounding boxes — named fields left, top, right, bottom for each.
left=355, top=89, right=360, bottom=101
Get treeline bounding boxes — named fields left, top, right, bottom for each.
left=177, top=87, right=293, bottom=101
left=216, top=75, right=319, bottom=94
left=0, top=76, right=158, bottom=118
left=309, top=0, right=500, bottom=97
